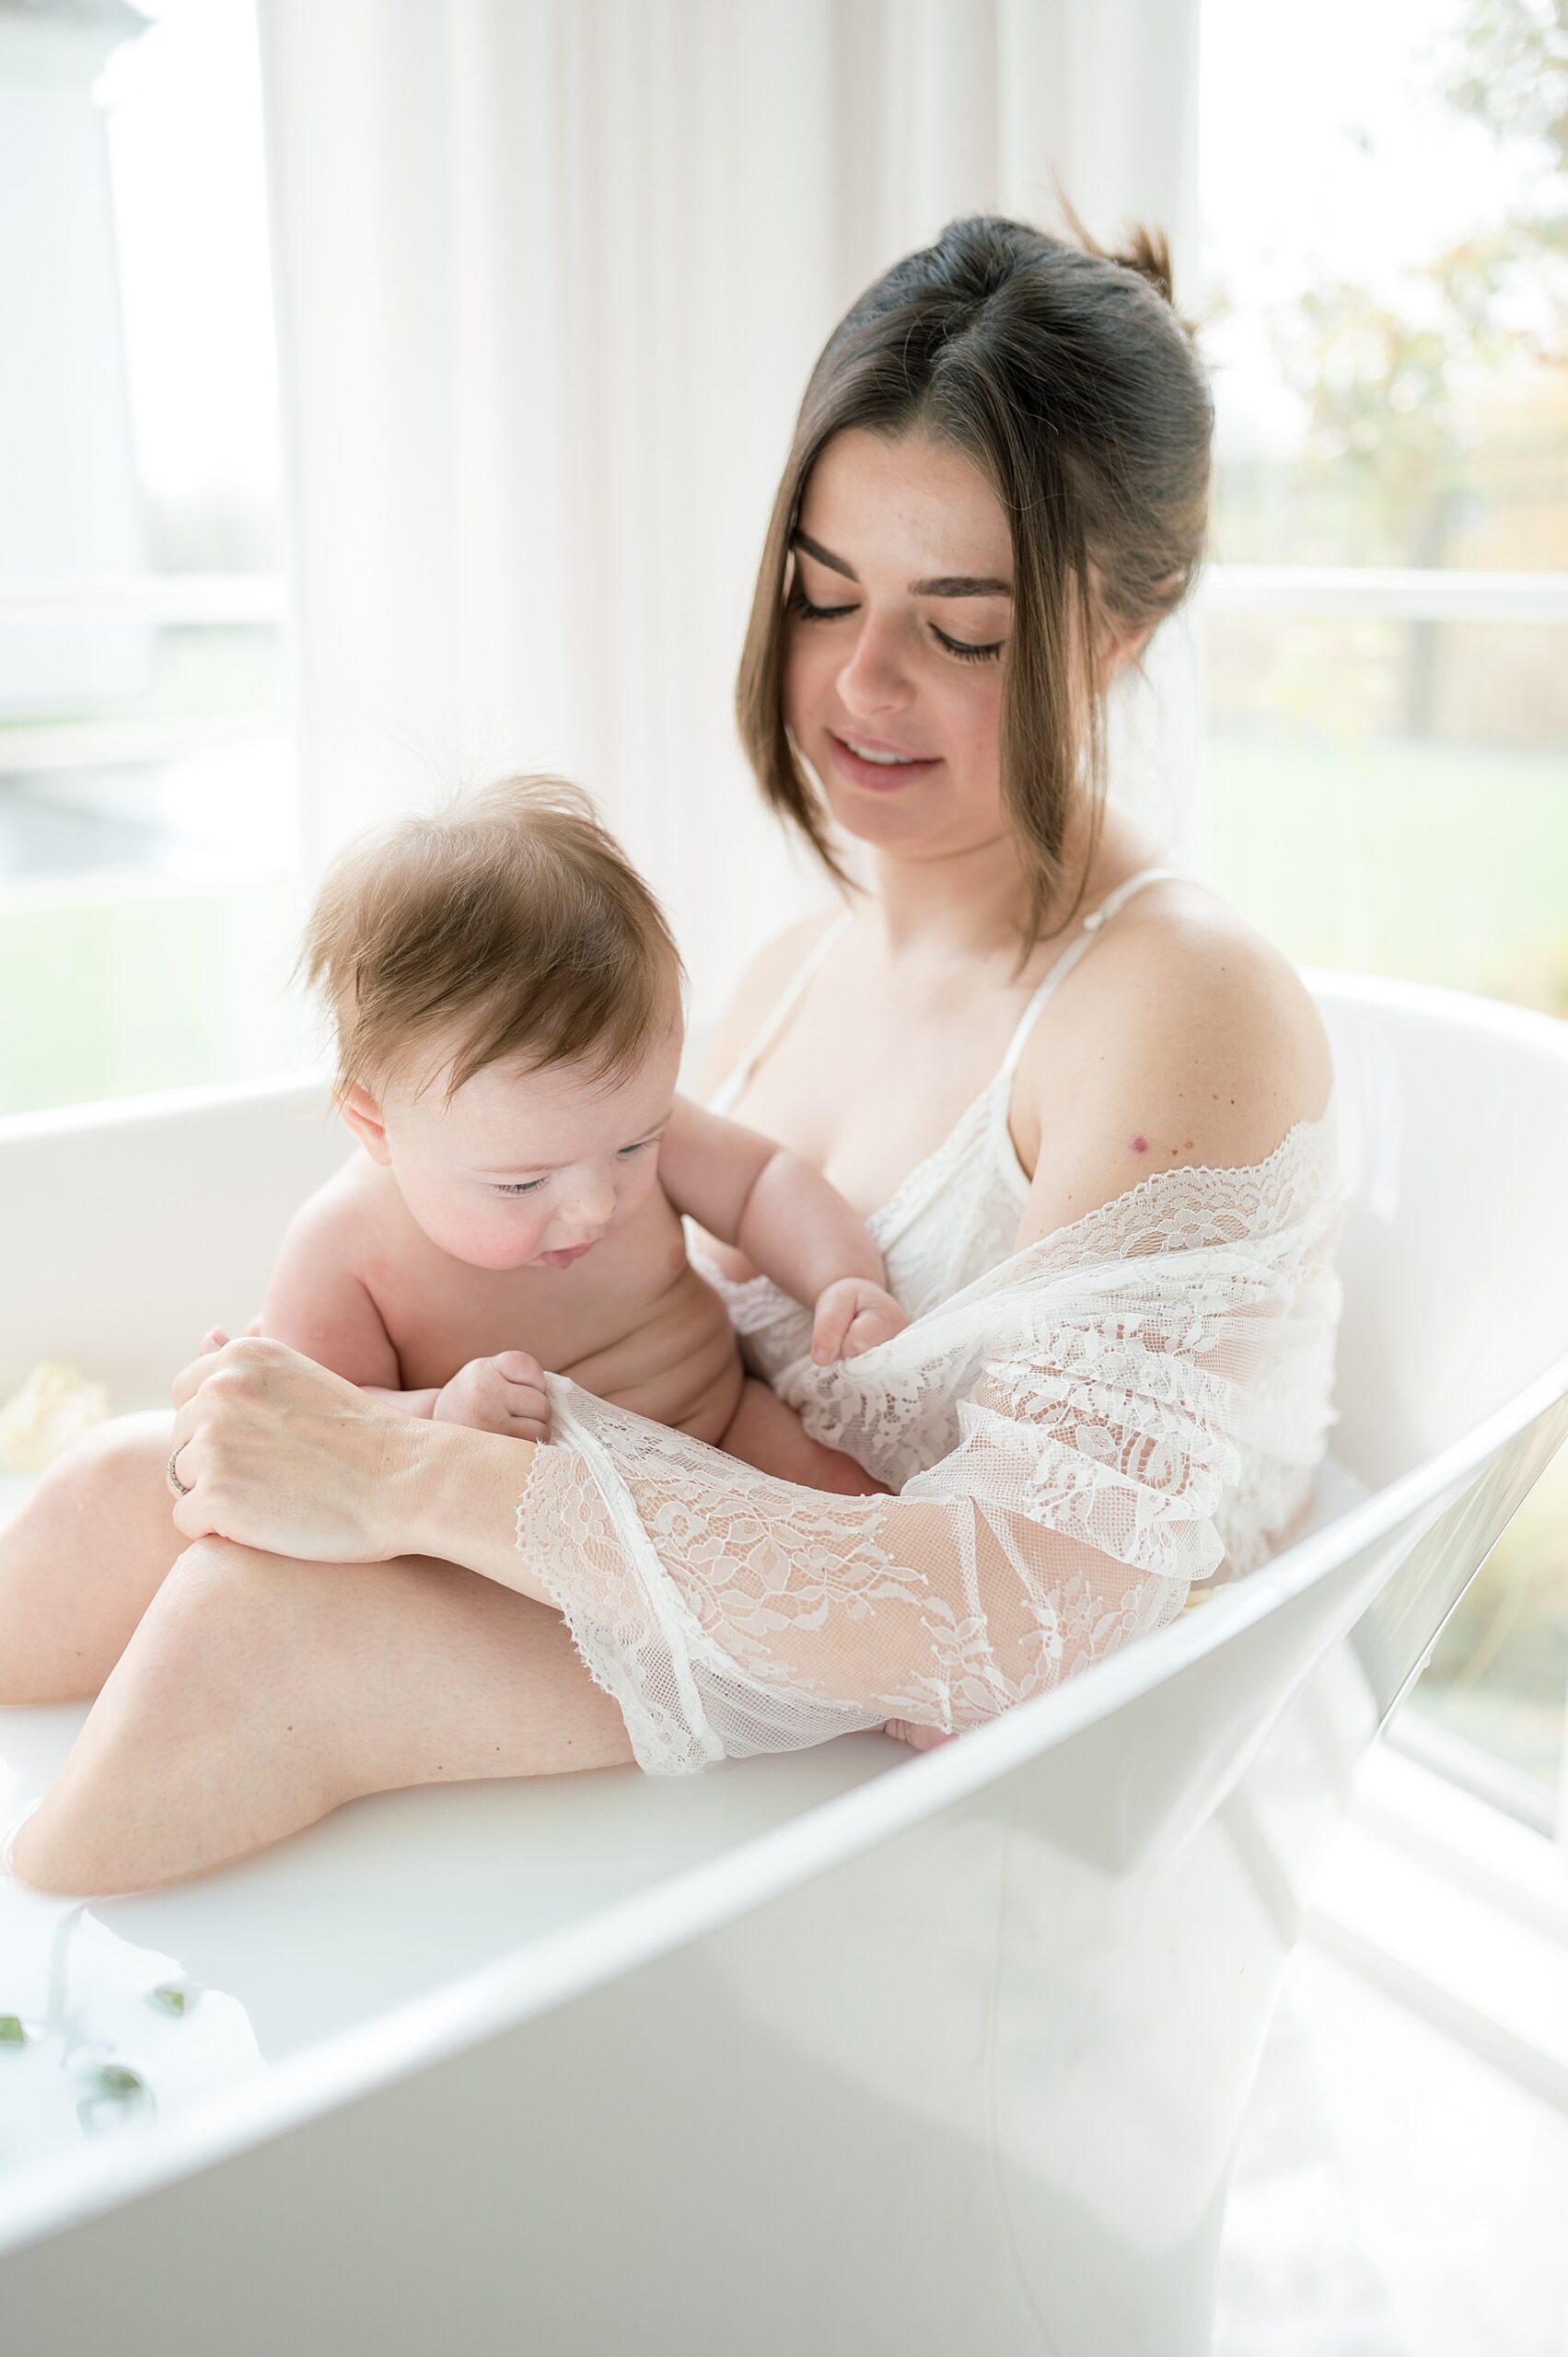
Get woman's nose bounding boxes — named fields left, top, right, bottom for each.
left=836, top=614, right=911, bottom=716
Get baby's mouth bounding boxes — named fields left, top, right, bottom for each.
left=538, top=1239, right=598, bottom=1267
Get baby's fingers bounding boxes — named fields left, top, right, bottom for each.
left=494, top=1357, right=550, bottom=1441
left=500, top=1383, right=551, bottom=1442
left=810, top=1292, right=857, bottom=1366
left=839, top=1298, right=908, bottom=1361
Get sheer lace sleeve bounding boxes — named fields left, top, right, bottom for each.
left=517, top=1115, right=1345, bottom=1773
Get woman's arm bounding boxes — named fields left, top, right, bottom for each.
left=166, top=1340, right=557, bottom=1600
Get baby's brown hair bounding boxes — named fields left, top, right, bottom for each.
left=299, top=775, right=685, bottom=1103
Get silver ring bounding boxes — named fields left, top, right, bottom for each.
left=166, top=1443, right=193, bottom=1499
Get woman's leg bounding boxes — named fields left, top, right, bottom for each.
left=9, top=1536, right=633, bottom=1896
left=719, top=1377, right=889, bottom=1495
left=0, top=1411, right=186, bottom=1702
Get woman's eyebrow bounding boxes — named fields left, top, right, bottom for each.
left=915, top=573, right=1013, bottom=598
left=792, top=529, right=1011, bottom=598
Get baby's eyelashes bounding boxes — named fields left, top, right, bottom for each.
left=489, top=1139, right=658, bottom=1198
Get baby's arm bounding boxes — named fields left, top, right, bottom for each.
left=261, top=1189, right=439, bottom=1415
left=659, top=1097, right=907, bottom=1364
left=262, top=1186, right=549, bottom=1436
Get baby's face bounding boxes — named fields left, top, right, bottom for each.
left=361, top=1023, right=682, bottom=1271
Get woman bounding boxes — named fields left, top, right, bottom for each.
left=3, top=215, right=1342, bottom=1892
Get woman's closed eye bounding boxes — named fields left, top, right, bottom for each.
left=790, top=583, right=1004, bottom=665
left=789, top=585, right=857, bottom=625
left=931, top=623, right=1005, bottom=664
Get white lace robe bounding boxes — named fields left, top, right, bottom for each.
left=517, top=1113, right=1346, bottom=1773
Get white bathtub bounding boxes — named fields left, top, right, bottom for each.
left=1, top=973, right=1564, bottom=2357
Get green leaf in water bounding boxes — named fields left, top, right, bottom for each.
left=0, top=2014, right=25, bottom=2048
left=150, top=1984, right=192, bottom=2016
left=95, top=2065, right=145, bottom=2098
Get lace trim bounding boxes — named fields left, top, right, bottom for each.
left=514, top=1098, right=1345, bottom=1773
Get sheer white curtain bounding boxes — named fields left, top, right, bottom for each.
left=258, top=0, right=1201, bottom=1013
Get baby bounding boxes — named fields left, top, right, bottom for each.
left=249, top=775, right=903, bottom=1489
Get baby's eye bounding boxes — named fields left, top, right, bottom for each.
left=494, top=1177, right=548, bottom=1197
left=618, top=1140, right=654, bottom=1158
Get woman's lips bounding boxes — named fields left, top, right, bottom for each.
left=827, top=732, right=940, bottom=793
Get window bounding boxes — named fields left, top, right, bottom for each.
left=1198, top=0, right=1568, bottom=1821
left=0, top=0, right=313, bottom=1116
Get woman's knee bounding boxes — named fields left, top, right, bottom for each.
left=22, top=1408, right=175, bottom=1539
left=0, top=1411, right=183, bottom=1701
left=102, top=1539, right=362, bottom=1794
left=131, top=1537, right=309, bottom=1677
left=102, top=1539, right=326, bottom=1748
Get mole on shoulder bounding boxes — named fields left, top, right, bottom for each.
left=1130, top=1134, right=1149, bottom=1154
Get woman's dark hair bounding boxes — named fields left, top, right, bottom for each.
left=737, top=210, right=1213, bottom=946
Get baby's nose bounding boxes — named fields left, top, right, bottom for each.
left=563, top=1172, right=617, bottom=1227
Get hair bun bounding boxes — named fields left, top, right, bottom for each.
left=1054, top=186, right=1194, bottom=333
left=1110, top=223, right=1175, bottom=307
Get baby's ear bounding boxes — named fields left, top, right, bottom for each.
left=338, top=1083, right=391, bottom=1164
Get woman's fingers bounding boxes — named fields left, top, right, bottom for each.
left=161, top=1338, right=417, bottom=1562
left=173, top=1340, right=224, bottom=1411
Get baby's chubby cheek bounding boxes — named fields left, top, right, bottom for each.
left=396, top=1172, right=543, bottom=1269
left=439, top=1215, right=543, bottom=1271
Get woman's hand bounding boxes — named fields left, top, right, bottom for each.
left=166, top=1336, right=436, bottom=1563
left=810, top=1278, right=909, bottom=1364
left=433, top=1352, right=552, bottom=1442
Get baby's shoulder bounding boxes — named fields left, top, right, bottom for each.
left=276, top=1147, right=394, bottom=1279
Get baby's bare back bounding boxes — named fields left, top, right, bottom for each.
left=273, top=1155, right=744, bottom=1443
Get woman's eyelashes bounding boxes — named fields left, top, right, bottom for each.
left=789, top=584, right=1005, bottom=664
left=789, top=585, right=855, bottom=624
left=931, top=624, right=1005, bottom=664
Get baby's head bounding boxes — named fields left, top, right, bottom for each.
left=301, top=776, right=684, bottom=1271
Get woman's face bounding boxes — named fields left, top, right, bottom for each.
left=783, top=428, right=1015, bottom=863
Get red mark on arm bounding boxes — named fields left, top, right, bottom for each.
left=1129, top=1133, right=1149, bottom=1155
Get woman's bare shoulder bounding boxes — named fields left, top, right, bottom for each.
left=1014, top=881, right=1334, bottom=1244
left=693, top=905, right=846, bottom=1099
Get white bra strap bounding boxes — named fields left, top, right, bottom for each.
left=996, top=866, right=1190, bottom=1085
left=711, top=908, right=853, bottom=1104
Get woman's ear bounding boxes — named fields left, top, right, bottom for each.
left=1098, top=618, right=1156, bottom=691
left=338, top=1083, right=392, bottom=1165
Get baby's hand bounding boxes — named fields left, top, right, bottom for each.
left=432, top=1351, right=551, bottom=1441
left=810, top=1278, right=908, bottom=1365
